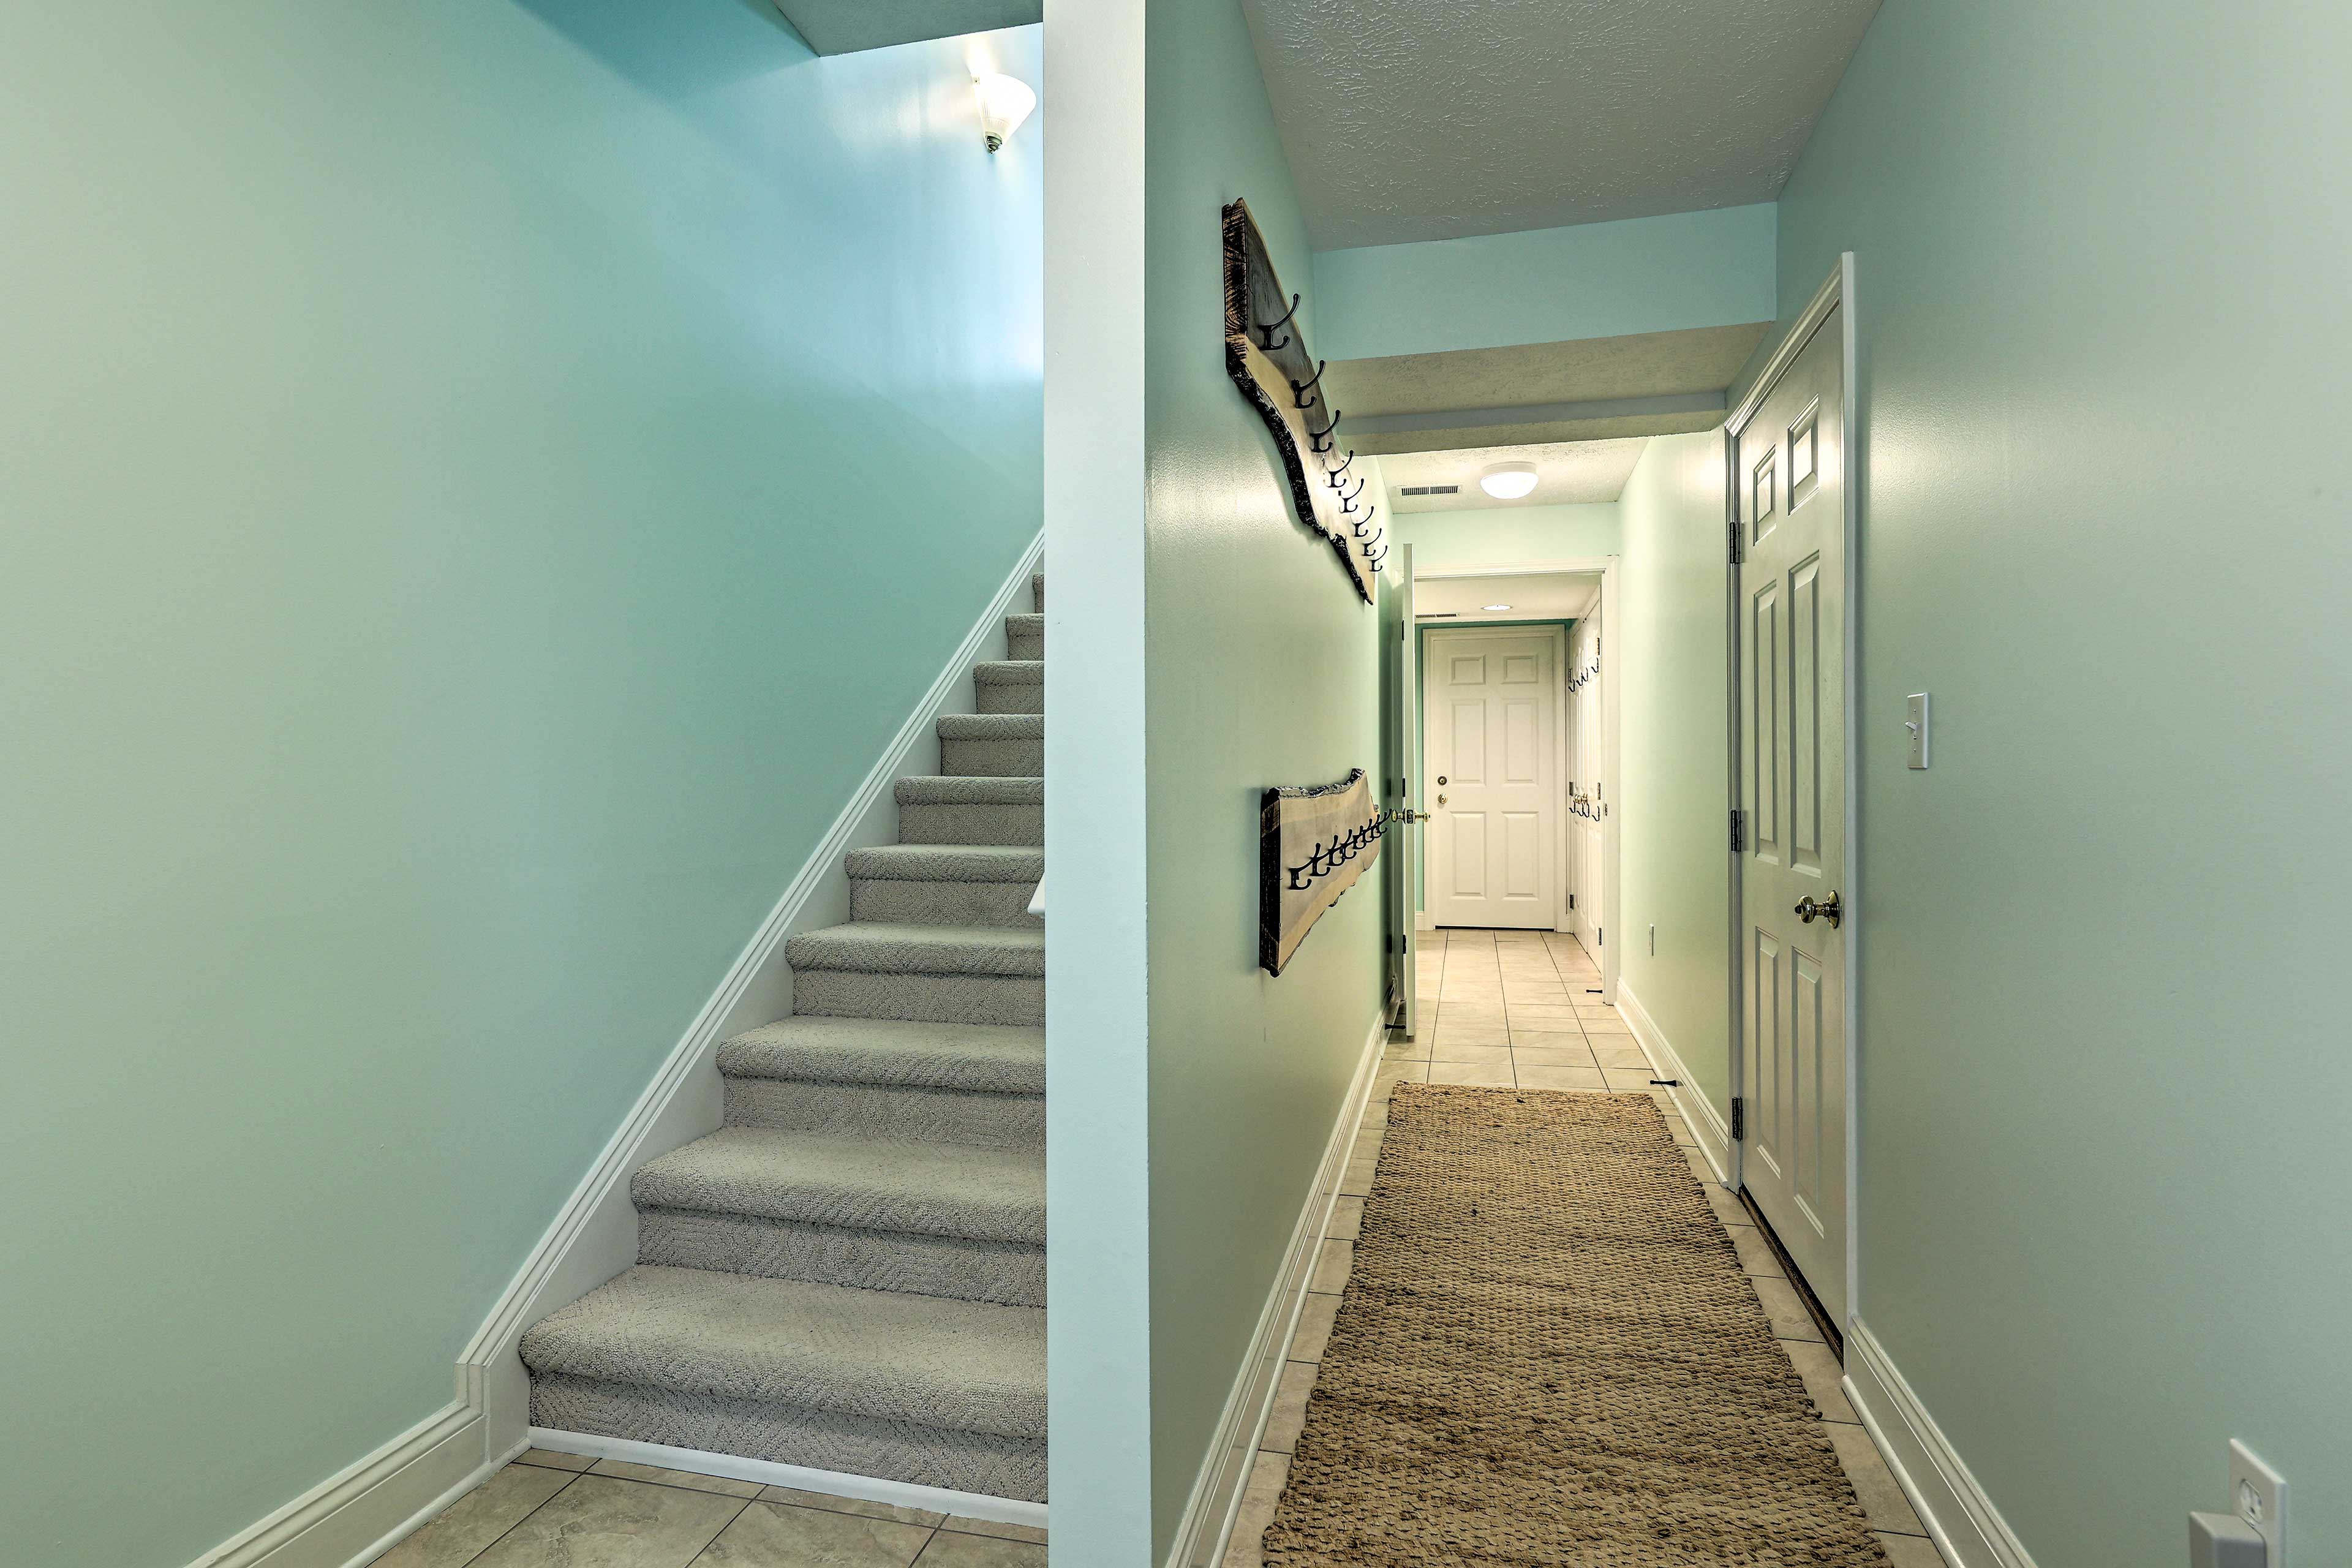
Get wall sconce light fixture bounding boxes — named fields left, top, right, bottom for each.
left=975, top=72, right=1037, bottom=153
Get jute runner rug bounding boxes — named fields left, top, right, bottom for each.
left=1263, top=1085, right=1889, bottom=1566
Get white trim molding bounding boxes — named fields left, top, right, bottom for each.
left=456, top=531, right=1045, bottom=1457
left=1844, top=1321, right=2040, bottom=1568
left=186, top=1401, right=516, bottom=1568
left=1616, top=980, right=1730, bottom=1183
left=184, top=534, right=1049, bottom=1568
left=522, top=1430, right=1045, bottom=1531
left=1163, top=1009, right=1389, bottom=1568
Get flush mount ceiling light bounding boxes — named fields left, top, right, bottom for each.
left=1483, top=603, right=1512, bottom=611
left=1479, top=461, right=1539, bottom=500
left=974, top=73, right=1037, bottom=153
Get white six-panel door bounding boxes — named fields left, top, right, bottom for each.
left=1425, top=630, right=1558, bottom=930
left=1735, top=296, right=1850, bottom=1325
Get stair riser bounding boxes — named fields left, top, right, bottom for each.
left=639, top=1209, right=1045, bottom=1308
left=725, top=1076, right=1044, bottom=1150
left=1006, top=625, right=1042, bottom=662
left=938, top=734, right=1044, bottom=777
left=529, top=1376, right=1047, bottom=1502
left=897, top=802, right=1042, bottom=848
left=851, top=878, right=1041, bottom=929
left=974, top=682, right=1043, bottom=715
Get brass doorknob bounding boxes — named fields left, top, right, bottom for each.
left=1793, top=891, right=1843, bottom=929
left=1436, top=794, right=1447, bottom=806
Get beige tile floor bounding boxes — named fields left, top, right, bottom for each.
left=366, top=1450, right=1045, bottom=1568
left=1220, top=925, right=1953, bottom=1568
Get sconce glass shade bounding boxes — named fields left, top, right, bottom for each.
left=1479, top=461, right=1540, bottom=500
left=975, top=73, right=1037, bottom=153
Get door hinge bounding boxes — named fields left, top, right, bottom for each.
left=1727, top=517, right=1743, bottom=566
left=1730, top=1097, right=1745, bottom=1141
left=1568, top=892, right=1576, bottom=910
left=1730, top=809, right=1745, bottom=852
left=1596, top=925, right=1603, bottom=947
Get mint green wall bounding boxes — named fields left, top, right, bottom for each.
left=1612, top=432, right=1732, bottom=1115
left=1777, top=3, right=2352, bottom=1562
left=1387, top=502, right=1623, bottom=571
left=0, top=7, right=1041, bottom=1566
left=1142, top=0, right=1382, bottom=1557
left=1311, top=205, right=1776, bottom=361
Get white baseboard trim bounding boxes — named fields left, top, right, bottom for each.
left=454, top=532, right=1046, bottom=1457
left=523, top=1430, right=1046, bottom=1530
left=187, top=543, right=1048, bottom=1568
left=187, top=1402, right=516, bottom=1568
left=1163, top=1008, right=1389, bottom=1568
left=1615, top=980, right=1732, bottom=1183
left=1844, top=1320, right=2038, bottom=1568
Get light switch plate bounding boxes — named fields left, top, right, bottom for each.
left=1905, top=693, right=1930, bottom=769
left=2230, top=1440, right=2285, bottom=1563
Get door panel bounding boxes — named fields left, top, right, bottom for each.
left=1381, top=546, right=1420, bottom=1038
left=1426, top=628, right=1558, bottom=929
left=1449, top=814, right=1487, bottom=896
left=1736, top=298, right=1849, bottom=1326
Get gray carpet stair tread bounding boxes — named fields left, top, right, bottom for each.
left=1003, top=614, right=1042, bottom=635
left=971, top=660, right=1042, bottom=685
left=521, top=1265, right=1045, bottom=1441
left=718, top=1017, right=1044, bottom=1095
left=635, top=1127, right=1044, bottom=1244
left=895, top=775, right=1041, bottom=805
left=845, top=844, right=1043, bottom=883
left=936, top=713, right=1042, bottom=740
left=787, top=922, right=1044, bottom=976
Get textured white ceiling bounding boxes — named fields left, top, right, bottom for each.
left=1382, top=437, right=1650, bottom=511
left=1414, top=572, right=1599, bottom=622
left=1242, top=0, right=1883, bottom=249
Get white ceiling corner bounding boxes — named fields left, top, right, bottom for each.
left=1242, top=0, right=1883, bottom=250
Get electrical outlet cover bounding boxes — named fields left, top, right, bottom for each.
left=2230, top=1440, right=2285, bottom=1563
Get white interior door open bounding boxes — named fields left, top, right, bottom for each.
left=1567, top=608, right=1604, bottom=956
left=1424, top=628, right=1560, bottom=930
left=1733, top=280, right=1852, bottom=1327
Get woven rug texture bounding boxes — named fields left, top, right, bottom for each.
left=1262, top=1084, right=1890, bottom=1566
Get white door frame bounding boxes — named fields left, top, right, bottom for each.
left=1415, top=558, right=1618, bottom=1004
left=1724, top=257, right=1860, bottom=1332
left=1422, top=622, right=1566, bottom=935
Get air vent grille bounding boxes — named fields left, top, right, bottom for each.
left=1398, top=484, right=1461, bottom=496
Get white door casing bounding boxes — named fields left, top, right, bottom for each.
left=1425, top=628, right=1560, bottom=930
left=1731, top=270, right=1852, bottom=1327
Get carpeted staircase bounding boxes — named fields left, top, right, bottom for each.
left=519, top=572, right=1048, bottom=1504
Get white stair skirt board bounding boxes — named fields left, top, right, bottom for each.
left=1844, top=1323, right=2040, bottom=1568
left=1614, top=981, right=1732, bottom=1183
left=1163, top=1009, right=1390, bottom=1568
left=184, top=1400, right=519, bottom=1568
left=185, top=538, right=1052, bottom=1568
left=522, top=1431, right=1046, bottom=1531
left=454, top=536, right=1047, bottom=1462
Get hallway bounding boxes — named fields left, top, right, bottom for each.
left=1220, top=928, right=1948, bottom=1568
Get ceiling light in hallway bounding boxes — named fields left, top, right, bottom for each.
left=975, top=72, right=1037, bottom=153
left=1483, top=604, right=1512, bottom=612
left=1480, top=461, right=1539, bottom=500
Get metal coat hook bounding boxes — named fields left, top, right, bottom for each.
left=1324, top=450, right=1355, bottom=483
left=1289, top=360, right=1327, bottom=410
left=1305, top=407, right=1343, bottom=451
left=1333, top=475, right=1365, bottom=508
left=1255, top=292, right=1301, bottom=351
